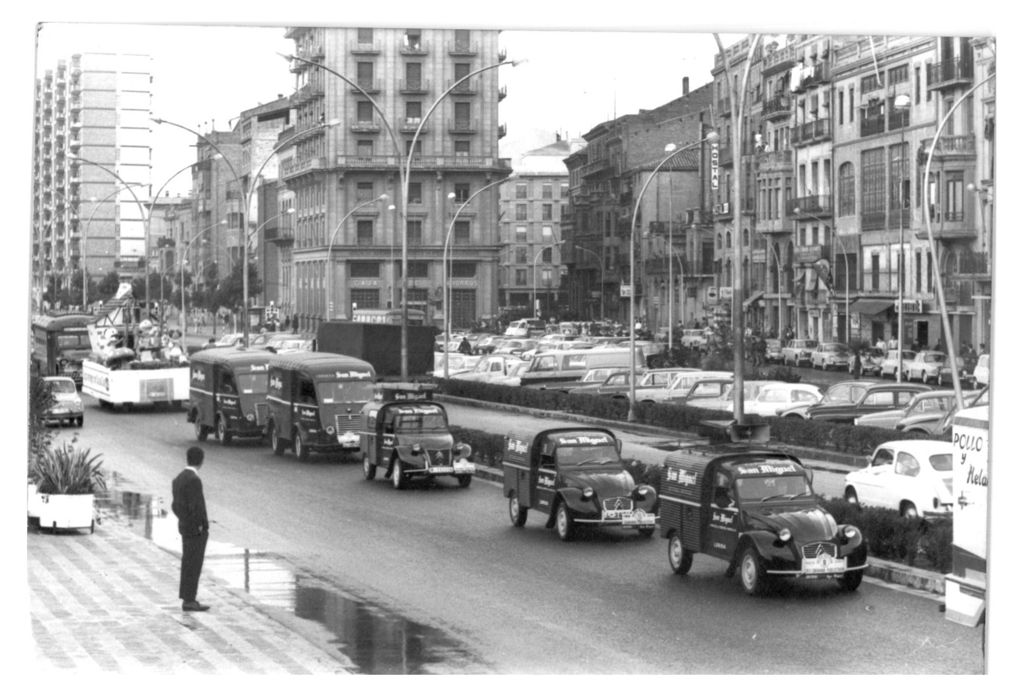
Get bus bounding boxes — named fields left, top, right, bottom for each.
left=351, top=308, right=426, bottom=325
left=31, top=313, right=94, bottom=387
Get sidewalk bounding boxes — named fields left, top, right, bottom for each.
left=27, top=517, right=350, bottom=675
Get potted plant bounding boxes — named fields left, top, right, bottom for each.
left=27, top=374, right=56, bottom=522
left=29, top=442, right=107, bottom=533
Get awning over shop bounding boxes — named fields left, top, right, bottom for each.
left=849, top=299, right=894, bottom=315
left=742, top=291, right=765, bottom=310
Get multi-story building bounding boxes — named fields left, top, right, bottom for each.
left=188, top=130, right=242, bottom=304
left=498, top=134, right=582, bottom=321
left=563, top=79, right=714, bottom=327
left=279, top=26, right=510, bottom=331
left=31, top=52, right=153, bottom=310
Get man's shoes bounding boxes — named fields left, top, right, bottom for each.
left=182, top=600, right=210, bottom=612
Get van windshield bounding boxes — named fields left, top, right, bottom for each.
left=237, top=373, right=269, bottom=395
left=317, top=379, right=375, bottom=404
left=395, top=411, right=449, bottom=432
left=735, top=474, right=813, bottom=502
left=556, top=444, right=621, bottom=467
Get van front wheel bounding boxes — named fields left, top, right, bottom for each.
left=668, top=533, right=693, bottom=575
left=508, top=493, right=528, bottom=527
left=740, top=545, right=768, bottom=595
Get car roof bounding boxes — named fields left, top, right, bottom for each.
left=866, top=382, right=931, bottom=392
left=43, top=376, right=75, bottom=383
left=874, top=439, right=952, bottom=454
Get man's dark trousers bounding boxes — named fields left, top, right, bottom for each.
left=179, top=530, right=208, bottom=602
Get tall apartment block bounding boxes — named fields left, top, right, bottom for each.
left=32, top=52, right=153, bottom=310
left=498, top=134, right=582, bottom=321
left=279, top=26, right=510, bottom=331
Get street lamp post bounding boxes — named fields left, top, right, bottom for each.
left=893, top=94, right=911, bottom=383
left=532, top=243, right=558, bottom=322
left=180, top=219, right=225, bottom=348
left=81, top=186, right=133, bottom=309
left=793, top=205, right=847, bottom=342
left=574, top=245, right=604, bottom=320
left=443, top=175, right=514, bottom=378
left=151, top=118, right=336, bottom=348
left=325, top=195, right=388, bottom=321
left=628, top=134, right=717, bottom=421
left=284, top=51, right=522, bottom=379
left=664, top=143, right=677, bottom=351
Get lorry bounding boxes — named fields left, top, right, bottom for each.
left=186, top=347, right=272, bottom=444
left=79, top=288, right=189, bottom=409
left=659, top=441, right=868, bottom=595
left=944, top=405, right=989, bottom=633
left=30, top=313, right=94, bottom=387
left=359, top=383, right=474, bottom=489
left=316, top=320, right=439, bottom=376
left=266, top=351, right=376, bottom=460
left=501, top=427, right=658, bottom=541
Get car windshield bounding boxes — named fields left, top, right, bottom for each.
left=557, top=444, right=621, bottom=467
left=735, top=474, right=813, bottom=502
left=930, top=453, right=953, bottom=472
left=47, top=379, right=76, bottom=394
left=316, top=379, right=375, bottom=404
left=395, top=411, right=448, bottom=432
left=236, top=373, right=269, bottom=395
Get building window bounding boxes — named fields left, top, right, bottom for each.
left=871, top=253, right=880, bottom=291
left=888, top=64, right=909, bottom=84
left=454, top=182, right=470, bottom=203
left=542, top=203, right=553, bottom=221
left=350, top=261, right=380, bottom=278
left=848, top=86, right=855, bottom=123
left=541, top=183, right=553, bottom=199
left=454, top=62, right=470, bottom=82
left=861, top=73, right=883, bottom=93
left=454, top=220, right=470, bottom=245
left=454, top=29, right=471, bottom=50
left=357, top=62, right=374, bottom=89
left=515, top=247, right=527, bottom=264
left=356, top=219, right=374, bottom=245
left=515, top=226, right=527, bottom=242
left=861, top=147, right=885, bottom=225
left=351, top=288, right=380, bottom=309
left=838, top=89, right=844, bottom=125
left=945, top=173, right=964, bottom=222
left=455, top=140, right=470, bottom=157
left=915, top=66, right=921, bottom=104
left=559, top=183, right=568, bottom=199
left=516, top=182, right=527, bottom=199
left=357, top=28, right=373, bottom=44
left=454, top=102, right=471, bottom=127
left=357, top=140, right=373, bottom=159
left=405, top=62, right=422, bottom=89
left=356, top=181, right=374, bottom=201
left=357, top=101, right=373, bottom=122
left=406, top=219, right=423, bottom=245
left=541, top=248, right=552, bottom=263
left=403, top=30, right=421, bottom=50
left=406, top=101, right=422, bottom=122
left=408, top=260, right=429, bottom=277
left=452, top=261, right=475, bottom=277
left=838, top=162, right=855, bottom=216
left=409, top=182, right=423, bottom=204
left=405, top=140, right=422, bottom=157
left=915, top=249, right=922, bottom=292
left=516, top=203, right=527, bottom=221
left=515, top=268, right=527, bottom=286
left=561, top=204, right=569, bottom=220
left=541, top=225, right=553, bottom=240
left=889, top=143, right=910, bottom=213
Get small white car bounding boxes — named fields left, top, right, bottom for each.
left=42, top=376, right=84, bottom=427
left=878, top=349, right=917, bottom=379
left=746, top=382, right=823, bottom=417
left=903, top=351, right=947, bottom=383
left=810, top=342, right=851, bottom=371
left=844, top=440, right=953, bottom=517
left=972, top=354, right=989, bottom=387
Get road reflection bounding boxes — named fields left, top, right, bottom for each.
left=96, top=485, right=483, bottom=674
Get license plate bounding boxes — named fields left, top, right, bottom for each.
left=620, top=510, right=656, bottom=527
left=801, top=554, right=847, bottom=575
left=428, top=467, right=454, bottom=474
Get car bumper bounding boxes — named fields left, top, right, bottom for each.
left=575, top=510, right=658, bottom=529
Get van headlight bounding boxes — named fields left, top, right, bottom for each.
left=246, top=413, right=255, bottom=422
left=411, top=444, right=423, bottom=455
left=325, top=425, right=335, bottom=435
left=581, top=487, right=595, bottom=501
left=777, top=528, right=792, bottom=543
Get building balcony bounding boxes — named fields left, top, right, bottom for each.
left=756, top=216, right=790, bottom=235
left=860, top=113, right=886, bottom=138
left=792, top=117, right=831, bottom=145
left=927, top=58, right=973, bottom=90
left=351, top=120, right=381, bottom=133
left=717, top=98, right=731, bottom=117
left=448, top=119, right=478, bottom=134
left=399, top=79, right=431, bottom=94
left=794, top=244, right=824, bottom=264
left=399, top=118, right=427, bottom=133
left=713, top=201, right=732, bottom=219
left=762, top=43, right=800, bottom=75
left=787, top=195, right=832, bottom=218
left=498, top=124, right=507, bottom=139
left=350, top=79, right=381, bottom=94
left=266, top=227, right=294, bottom=245
left=887, top=208, right=911, bottom=229
left=350, top=41, right=381, bottom=55
left=942, top=278, right=977, bottom=307
left=448, top=41, right=478, bottom=56
left=448, top=78, right=478, bottom=95
left=792, top=61, right=832, bottom=93
left=756, top=149, right=793, bottom=172
left=579, top=156, right=612, bottom=179
left=280, top=156, right=327, bottom=179
left=762, top=94, right=792, bottom=121
left=928, top=135, right=976, bottom=161
left=916, top=209, right=976, bottom=241
left=400, top=40, right=429, bottom=56
left=334, top=153, right=511, bottom=172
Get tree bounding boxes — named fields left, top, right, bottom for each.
left=96, top=271, right=122, bottom=299
left=29, top=375, right=56, bottom=470
left=211, top=262, right=262, bottom=311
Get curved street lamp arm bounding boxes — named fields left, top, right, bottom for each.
left=922, top=70, right=995, bottom=410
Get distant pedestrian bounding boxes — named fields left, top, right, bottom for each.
left=852, top=351, right=863, bottom=379
left=458, top=337, right=473, bottom=355
left=172, top=446, right=211, bottom=612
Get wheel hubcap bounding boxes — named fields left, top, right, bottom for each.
left=510, top=497, right=519, bottom=518
left=670, top=538, right=682, bottom=567
left=742, top=555, right=755, bottom=587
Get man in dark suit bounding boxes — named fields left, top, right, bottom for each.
left=172, top=446, right=210, bottom=612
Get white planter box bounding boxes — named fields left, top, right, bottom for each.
left=36, top=493, right=96, bottom=532
left=27, top=483, right=44, bottom=519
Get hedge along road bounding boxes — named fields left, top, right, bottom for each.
left=438, top=398, right=854, bottom=499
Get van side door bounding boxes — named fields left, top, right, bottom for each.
left=533, top=444, right=557, bottom=516
left=705, top=466, right=741, bottom=561
left=189, top=361, right=214, bottom=427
